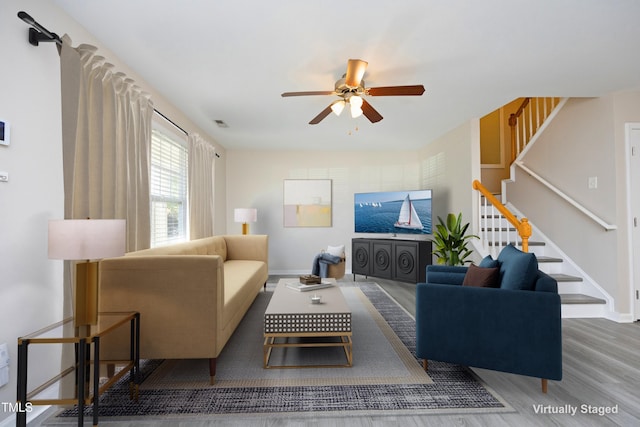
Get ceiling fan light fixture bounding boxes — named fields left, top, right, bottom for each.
left=282, top=58, right=424, bottom=125
left=330, top=100, right=346, bottom=116
left=350, top=104, right=363, bottom=119
left=349, top=95, right=363, bottom=109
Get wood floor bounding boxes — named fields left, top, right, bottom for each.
left=32, top=276, right=640, bottom=426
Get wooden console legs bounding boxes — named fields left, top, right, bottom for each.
left=422, top=359, right=428, bottom=371
left=209, top=358, right=216, bottom=385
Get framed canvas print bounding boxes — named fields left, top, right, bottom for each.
left=283, top=179, right=332, bottom=227
left=0, top=120, right=9, bottom=146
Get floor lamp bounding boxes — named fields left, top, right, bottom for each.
left=234, top=208, right=257, bottom=235
left=48, top=219, right=126, bottom=331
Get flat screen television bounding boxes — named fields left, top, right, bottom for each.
left=354, top=189, right=432, bottom=235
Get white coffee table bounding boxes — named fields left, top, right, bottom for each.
left=263, top=278, right=353, bottom=368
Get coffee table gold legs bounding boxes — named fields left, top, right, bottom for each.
left=263, top=334, right=353, bottom=369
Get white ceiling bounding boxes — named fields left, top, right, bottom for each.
left=52, top=0, right=640, bottom=152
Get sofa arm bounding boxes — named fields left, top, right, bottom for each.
left=224, top=234, right=268, bottom=262
left=416, top=282, right=562, bottom=381
left=425, top=265, right=468, bottom=286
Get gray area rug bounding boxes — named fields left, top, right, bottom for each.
left=141, top=285, right=430, bottom=388
left=57, top=282, right=513, bottom=419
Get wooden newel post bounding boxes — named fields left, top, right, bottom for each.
left=519, top=218, right=532, bottom=253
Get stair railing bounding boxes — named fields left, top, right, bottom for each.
left=509, top=97, right=561, bottom=163
left=473, top=180, right=531, bottom=255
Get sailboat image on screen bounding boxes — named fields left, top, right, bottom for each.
left=394, top=194, right=424, bottom=230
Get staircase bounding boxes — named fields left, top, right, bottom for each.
left=475, top=97, right=614, bottom=318
left=478, top=197, right=609, bottom=318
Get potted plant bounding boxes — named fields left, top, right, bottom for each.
left=432, top=212, right=478, bottom=265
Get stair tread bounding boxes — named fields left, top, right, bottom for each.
left=536, top=256, right=563, bottom=263
left=560, top=293, right=606, bottom=305
left=488, top=241, right=545, bottom=246
left=550, top=273, right=583, bottom=282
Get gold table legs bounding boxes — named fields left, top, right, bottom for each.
left=263, top=334, right=353, bottom=369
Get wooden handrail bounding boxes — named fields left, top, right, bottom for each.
left=473, top=180, right=531, bottom=252
left=509, top=98, right=561, bottom=164
left=510, top=98, right=530, bottom=125
left=509, top=98, right=531, bottom=163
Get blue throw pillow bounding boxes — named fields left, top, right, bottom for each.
left=479, top=255, right=499, bottom=269
left=497, top=244, right=538, bottom=291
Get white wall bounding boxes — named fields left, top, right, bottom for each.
left=226, top=120, right=479, bottom=273
left=0, top=1, right=226, bottom=423
left=0, top=2, right=66, bottom=422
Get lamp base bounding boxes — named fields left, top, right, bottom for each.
left=242, top=223, right=249, bottom=235
left=75, top=261, right=99, bottom=327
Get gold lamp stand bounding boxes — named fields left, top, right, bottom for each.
left=74, top=260, right=100, bottom=330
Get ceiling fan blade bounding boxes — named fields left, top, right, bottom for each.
left=309, top=105, right=333, bottom=125
left=367, top=85, right=426, bottom=96
left=361, top=99, right=383, bottom=123
left=345, top=59, right=368, bottom=88
left=281, top=91, right=335, bottom=97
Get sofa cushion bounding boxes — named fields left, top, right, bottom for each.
left=463, top=264, right=500, bottom=288
left=479, top=255, right=499, bottom=268
left=222, top=259, right=268, bottom=326
left=497, top=244, right=538, bottom=291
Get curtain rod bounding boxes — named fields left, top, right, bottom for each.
left=153, top=109, right=188, bottom=135
left=17, top=10, right=221, bottom=159
left=153, top=110, right=220, bottom=158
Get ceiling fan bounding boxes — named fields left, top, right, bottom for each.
left=281, top=59, right=425, bottom=125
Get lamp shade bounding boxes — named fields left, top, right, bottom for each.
left=349, top=95, right=363, bottom=109
left=234, top=208, right=257, bottom=223
left=330, top=100, right=345, bottom=116
left=48, top=219, right=126, bottom=260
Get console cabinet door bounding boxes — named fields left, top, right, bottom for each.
left=352, top=239, right=371, bottom=276
left=394, top=242, right=420, bottom=283
left=371, top=241, right=393, bottom=279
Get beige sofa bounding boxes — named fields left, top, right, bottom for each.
left=98, top=235, right=268, bottom=383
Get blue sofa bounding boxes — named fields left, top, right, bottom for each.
left=415, top=244, right=562, bottom=392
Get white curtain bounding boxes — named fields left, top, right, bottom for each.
left=60, top=37, right=153, bottom=251
left=188, top=133, right=216, bottom=239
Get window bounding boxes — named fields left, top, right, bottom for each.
left=150, top=121, right=188, bottom=247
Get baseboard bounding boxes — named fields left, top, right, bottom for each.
left=0, top=415, right=14, bottom=427
left=561, top=304, right=607, bottom=319
left=606, top=311, right=635, bottom=323
left=1, top=384, right=59, bottom=426
left=0, top=404, right=52, bottom=427
left=269, top=269, right=310, bottom=276
left=270, top=269, right=354, bottom=276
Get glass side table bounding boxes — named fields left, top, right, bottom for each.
left=16, top=312, right=140, bottom=427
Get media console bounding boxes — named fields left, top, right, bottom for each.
left=352, top=238, right=432, bottom=284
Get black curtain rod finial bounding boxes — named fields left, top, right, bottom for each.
left=17, top=11, right=35, bottom=25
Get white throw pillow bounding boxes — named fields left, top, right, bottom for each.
left=326, top=245, right=345, bottom=257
